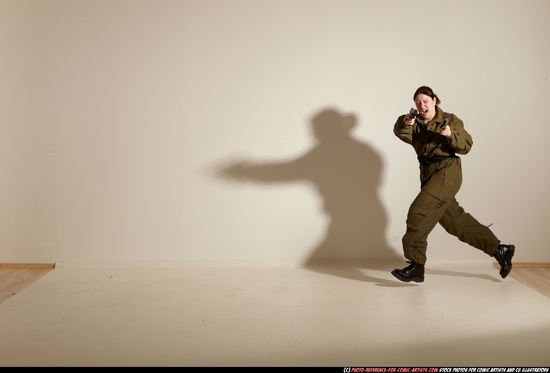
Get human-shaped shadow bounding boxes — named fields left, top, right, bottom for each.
left=215, top=108, right=408, bottom=285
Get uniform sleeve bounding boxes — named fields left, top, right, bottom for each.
left=393, top=115, right=414, bottom=145
left=447, top=115, right=473, bottom=154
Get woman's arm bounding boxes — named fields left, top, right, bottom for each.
left=393, top=115, right=414, bottom=145
left=444, top=114, right=473, bottom=155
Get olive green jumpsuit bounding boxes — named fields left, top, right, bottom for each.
left=394, top=106, right=500, bottom=264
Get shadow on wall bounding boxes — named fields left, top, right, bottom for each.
left=215, top=107, right=404, bottom=283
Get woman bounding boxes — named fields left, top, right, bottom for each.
left=392, top=86, right=515, bottom=283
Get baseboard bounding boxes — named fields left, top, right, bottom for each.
left=493, top=262, right=550, bottom=269
left=0, top=263, right=56, bottom=269
left=0, top=262, right=547, bottom=270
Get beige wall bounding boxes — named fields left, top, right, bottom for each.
left=1, top=0, right=549, bottom=263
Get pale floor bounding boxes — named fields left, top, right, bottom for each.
left=1, top=261, right=550, bottom=367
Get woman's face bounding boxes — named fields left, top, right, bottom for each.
left=414, top=94, right=437, bottom=120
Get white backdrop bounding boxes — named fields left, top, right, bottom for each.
left=1, top=0, right=549, bottom=263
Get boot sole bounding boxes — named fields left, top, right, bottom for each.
left=391, top=270, right=424, bottom=283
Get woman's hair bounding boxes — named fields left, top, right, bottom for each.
left=414, top=86, right=441, bottom=105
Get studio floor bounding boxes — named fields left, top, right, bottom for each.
left=1, top=261, right=549, bottom=367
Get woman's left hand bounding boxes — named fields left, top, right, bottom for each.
left=440, top=125, right=451, bottom=137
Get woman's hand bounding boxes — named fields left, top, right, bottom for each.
left=403, top=114, right=415, bottom=126
left=440, top=125, right=451, bottom=137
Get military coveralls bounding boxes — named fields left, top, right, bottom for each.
left=394, top=106, right=500, bottom=264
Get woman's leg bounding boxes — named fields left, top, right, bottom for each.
left=438, top=199, right=500, bottom=256
left=402, top=190, right=452, bottom=264
left=401, top=160, right=462, bottom=264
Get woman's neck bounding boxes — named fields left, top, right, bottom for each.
left=421, top=110, right=436, bottom=123
left=425, top=114, right=435, bottom=122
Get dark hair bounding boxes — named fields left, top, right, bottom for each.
left=414, top=86, right=441, bottom=105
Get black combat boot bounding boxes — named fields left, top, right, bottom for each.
left=391, top=261, right=425, bottom=283
left=493, top=244, right=515, bottom=278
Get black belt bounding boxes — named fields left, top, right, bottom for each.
left=418, top=154, right=457, bottom=165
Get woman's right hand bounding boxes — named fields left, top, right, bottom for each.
left=403, top=114, right=415, bottom=126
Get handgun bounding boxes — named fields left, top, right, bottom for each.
left=409, top=108, right=419, bottom=117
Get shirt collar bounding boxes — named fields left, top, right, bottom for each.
left=434, top=106, right=444, bottom=124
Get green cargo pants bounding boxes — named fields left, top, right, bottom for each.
left=402, top=157, right=500, bottom=264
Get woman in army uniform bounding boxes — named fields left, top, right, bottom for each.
left=392, top=86, right=515, bottom=283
